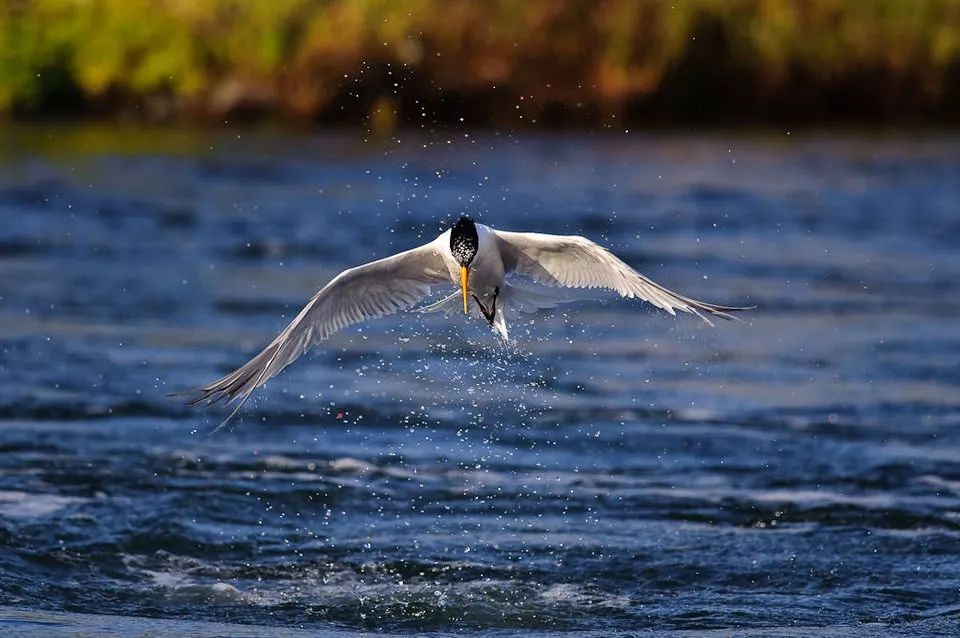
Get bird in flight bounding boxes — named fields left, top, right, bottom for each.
left=187, top=216, right=750, bottom=428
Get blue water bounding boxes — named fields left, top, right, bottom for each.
left=1, top=126, right=959, bottom=636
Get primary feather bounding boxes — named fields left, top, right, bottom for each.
left=187, top=239, right=449, bottom=430
left=493, top=230, right=749, bottom=325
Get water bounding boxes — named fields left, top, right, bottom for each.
left=1, top=126, right=959, bottom=636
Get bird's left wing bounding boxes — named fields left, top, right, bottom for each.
left=493, top=230, right=751, bottom=324
left=187, top=239, right=450, bottom=428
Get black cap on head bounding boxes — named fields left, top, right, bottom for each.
left=450, top=215, right=478, bottom=266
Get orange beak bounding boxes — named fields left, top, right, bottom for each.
left=459, top=266, right=470, bottom=314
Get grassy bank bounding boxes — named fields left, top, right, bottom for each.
left=2, top=0, right=959, bottom=127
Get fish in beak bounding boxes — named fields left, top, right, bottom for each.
left=460, top=266, right=470, bottom=314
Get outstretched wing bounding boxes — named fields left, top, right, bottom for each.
left=493, top=230, right=751, bottom=324
left=188, top=239, right=450, bottom=428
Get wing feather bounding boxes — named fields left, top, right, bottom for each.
left=493, top=230, right=751, bottom=324
left=187, top=239, right=450, bottom=428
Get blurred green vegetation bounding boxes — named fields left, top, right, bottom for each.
left=1, top=0, right=959, bottom=126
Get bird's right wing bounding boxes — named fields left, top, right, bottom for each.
left=493, top=230, right=750, bottom=323
left=187, top=238, right=450, bottom=428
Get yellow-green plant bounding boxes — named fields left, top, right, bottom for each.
left=1, top=0, right=958, bottom=121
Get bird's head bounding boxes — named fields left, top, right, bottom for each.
left=450, top=215, right=478, bottom=266
left=450, top=215, right=478, bottom=314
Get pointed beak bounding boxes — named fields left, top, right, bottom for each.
left=459, top=266, right=470, bottom=314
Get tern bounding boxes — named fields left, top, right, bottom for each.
left=187, top=216, right=750, bottom=427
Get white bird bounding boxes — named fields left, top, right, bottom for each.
left=187, top=216, right=750, bottom=428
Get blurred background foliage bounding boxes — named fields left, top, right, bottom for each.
left=1, top=0, right=959, bottom=127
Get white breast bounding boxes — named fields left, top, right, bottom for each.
left=469, top=224, right=505, bottom=297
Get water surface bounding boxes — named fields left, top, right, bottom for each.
left=1, top=126, right=959, bottom=635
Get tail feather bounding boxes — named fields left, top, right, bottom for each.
left=416, top=291, right=464, bottom=317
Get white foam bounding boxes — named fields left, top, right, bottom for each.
left=167, top=582, right=245, bottom=604
left=539, top=583, right=630, bottom=608
left=328, top=457, right=375, bottom=473
left=0, top=490, right=87, bottom=518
